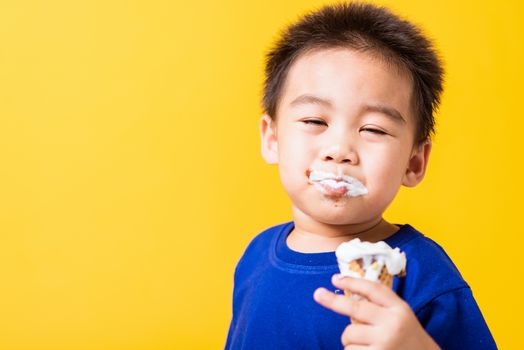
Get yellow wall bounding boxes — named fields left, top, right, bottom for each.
left=0, top=0, right=521, bottom=348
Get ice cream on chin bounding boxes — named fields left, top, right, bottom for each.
left=335, top=238, right=406, bottom=285
left=307, top=169, right=368, bottom=197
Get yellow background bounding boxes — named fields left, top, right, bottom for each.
left=0, top=0, right=521, bottom=349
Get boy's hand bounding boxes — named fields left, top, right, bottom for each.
left=314, top=274, right=441, bottom=350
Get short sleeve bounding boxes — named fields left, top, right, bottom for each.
left=415, top=287, right=497, bottom=350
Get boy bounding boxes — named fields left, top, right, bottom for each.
left=225, top=2, right=497, bottom=349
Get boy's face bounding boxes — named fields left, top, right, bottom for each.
left=260, top=48, right=431, bottom=227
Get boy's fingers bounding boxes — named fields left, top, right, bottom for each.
left=313, top=287, right=382, bottom=323
left=331, top=274, right=399, bottom=307
left=341, top=324, right=375, bottom=346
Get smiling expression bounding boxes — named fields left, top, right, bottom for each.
left=260, top=48, right=430, bottom=227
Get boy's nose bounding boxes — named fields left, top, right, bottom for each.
left=320, top=144, right=359, bottom=165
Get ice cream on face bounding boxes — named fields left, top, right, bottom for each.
left=308, top=169, right=368, bottom=197
left=335, top=238, right=406, bottom=282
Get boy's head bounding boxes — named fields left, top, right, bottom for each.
left=262, top=1, right=444, bottom=146
left=259, top=2, right=445, bottom=226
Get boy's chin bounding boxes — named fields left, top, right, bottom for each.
left=311, top=213, right=362, bottom=226
left=294, top=203, right=367, bottom=226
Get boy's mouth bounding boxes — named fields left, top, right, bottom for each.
left=307, top=169, right=368, bottom=197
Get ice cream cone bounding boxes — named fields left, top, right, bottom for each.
left=341, top=260, right=394, bottom=323
left=335, top=239, right=406, bottom=324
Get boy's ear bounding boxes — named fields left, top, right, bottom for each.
left=260, top=114, right=279, bottom=164
left=402, top=139, right=432, bottom=187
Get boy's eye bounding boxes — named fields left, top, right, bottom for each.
left=360, top=127, right=387, bottom=135
left=302, top=119, right=327, bottom=126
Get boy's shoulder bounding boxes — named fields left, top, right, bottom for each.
left=396, top=224, right=466, bottom=281
left=394, top=224, right=471, bottom=312
left=233, top=221, right=292, bottom=275
left=241, top=221, right=291, bottom=255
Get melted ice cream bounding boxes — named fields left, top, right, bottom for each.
left=335, top=238, right=406, bottom=281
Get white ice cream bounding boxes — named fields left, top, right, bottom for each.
left=308, top=169, right=368, bottom=197
left=336, top=238, right=406, bottom=281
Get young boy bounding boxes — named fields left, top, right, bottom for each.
left=225, top=2, right=497, bottom=349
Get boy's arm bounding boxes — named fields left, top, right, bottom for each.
left=314, top=274, right=441, bottom=350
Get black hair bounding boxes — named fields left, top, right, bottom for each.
left=262, top=1, right=444, bottom=144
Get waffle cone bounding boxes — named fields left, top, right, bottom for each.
left=344, top=261, right=393, bottom=324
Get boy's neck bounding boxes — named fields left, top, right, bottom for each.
left=286, top=211, right=399, bottom=253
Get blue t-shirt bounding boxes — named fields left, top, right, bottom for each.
left=225, top=221, right=497, bottom=349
